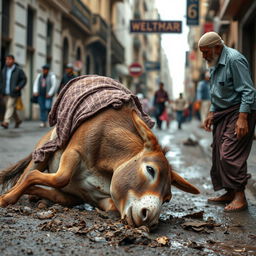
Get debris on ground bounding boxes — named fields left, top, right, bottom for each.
left=183, top=138, right=199, bottom=146
left=36, top=210, right=55, bottom=220
left=186, top=240, right=205, bottom=250
left=181, top=217, right=221, bottom=233
left=182, top=210, right=204, bottom=219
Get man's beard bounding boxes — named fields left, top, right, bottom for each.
left=207, top=50, right=219, bottom=68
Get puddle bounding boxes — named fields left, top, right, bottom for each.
left=208, top=241, right=256, bottom=256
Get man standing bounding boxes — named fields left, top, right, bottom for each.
left=173, top=93, right=187, bottom=130
left=0, top=55, right=27, bottom=129
left=33, top=64, right=57, bottom=127
left=198, top=31, right=256, bottom=212
left=57, top=63, right=76, bottom=94
left=196, top=70, right=211, bottom=128
left=153, top=82, right=169, bottom=129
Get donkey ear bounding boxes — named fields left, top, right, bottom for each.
left=131, top=110, right=158, bottom=151
left=171, top=170, right=200, bottom=194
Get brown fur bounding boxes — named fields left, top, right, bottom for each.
left=0, top=154, right=32, bottom=192
left=0, top=103, right=200, bottom=228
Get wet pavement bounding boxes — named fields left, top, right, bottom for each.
left=0, top=119, right=256, bottom=255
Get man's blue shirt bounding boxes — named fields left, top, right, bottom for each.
left=209, top=46, right=256, bottom=113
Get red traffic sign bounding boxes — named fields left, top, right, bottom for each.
left=129, top=62, right=143, bottom=77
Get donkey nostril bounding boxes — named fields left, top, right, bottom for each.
left=141, top=208, right=149, bottom=221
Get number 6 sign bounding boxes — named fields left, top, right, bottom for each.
left=186, top=0, right=199, bottom=26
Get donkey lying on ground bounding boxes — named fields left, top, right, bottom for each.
left=0, top=105, right=199, bottom=228
left=0, top=75, right=200, bottom=229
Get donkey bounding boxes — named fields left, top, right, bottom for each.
left=0, top=104, right=200, bottom=228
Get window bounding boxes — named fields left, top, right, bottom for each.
left=27, top=7, right=34, bottom=51
left=62, top=37, right=69, bottom=73
left=86, top=55, right=90, bottom=74
left=46, top=20, right=53, bottom=65
left=2, top=0, right=10, bottom=39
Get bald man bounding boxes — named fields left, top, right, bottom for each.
left=198, top=32, right=256, bottom=212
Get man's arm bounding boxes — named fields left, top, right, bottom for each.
left=17, top=69, right=27, bottom=89
left=232, top=58, right=255, bottom=113
left=204, top=111, right=214, bottom=132
left=235, top=112, right=249, bottom=139
left=231, top=58, right=255, bottom=138
left=47, top=73, right=57, bottom=97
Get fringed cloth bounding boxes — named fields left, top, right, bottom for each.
left=211, top=104, right=256, bottom=191
left=32, top=75, right=155, bottom=163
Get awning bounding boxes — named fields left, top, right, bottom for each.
left=114, top=64, right=129, bottom=76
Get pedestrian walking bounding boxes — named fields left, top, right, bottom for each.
left=196, top=70, right=211, bottom=128
left=0, top=54, right=27, bottom=129
left=57, top=63, right=76, bottom=94
left=198, top=31, right=256, bottom=212
left=153, top=82, right=169, bottom=129
left=33, top=64, right=57, bottom=128
left=173, top=93, right=187, bottom=130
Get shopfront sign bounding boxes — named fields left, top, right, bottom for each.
left=186, top=0, right=199, bottom=26
left=145, top=61, right=161, bottom=71
left=130, top=20, right=182, bottom=33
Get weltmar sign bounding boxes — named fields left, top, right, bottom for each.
left=130, top=20, right=182, bottom=33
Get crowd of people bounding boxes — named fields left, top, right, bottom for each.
left=0, top=54, right=202, bottom=132
left=0, top=56, right=76, bottom=129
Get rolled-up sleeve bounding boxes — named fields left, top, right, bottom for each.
left=231, top=58, right=256, bottom=113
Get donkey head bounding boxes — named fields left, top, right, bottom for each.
left=110, top=111, right=200, bottom=229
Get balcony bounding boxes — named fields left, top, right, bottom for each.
left=92, top=14, right=108, bottom=44
left=70, top=0, right=92, bottom=31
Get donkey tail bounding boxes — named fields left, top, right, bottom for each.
left=0, top=154, right=32, bottom=192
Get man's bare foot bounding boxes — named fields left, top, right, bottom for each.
left=208, top=190, right=235, bottom=204
left=224, top=191, right=248, bottom=212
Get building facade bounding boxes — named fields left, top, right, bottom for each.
left=0, top=0, right=172, bottom=121
left=0, top=0, right=124, bottom=120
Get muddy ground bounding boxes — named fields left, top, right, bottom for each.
left=1, top=121, right=256, bottom=256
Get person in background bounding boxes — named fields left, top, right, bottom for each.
left=173, top=93, right=187, bottom=130
left=153, top=82, right=169, bottom=129
left=196, top=70, right=211, bottom=128
left=0, top=54, right=27, bottom=129
left=137, top=93, right=150, bottom=114
left=33, top=64, right=57, bottom=128
left=57, top=63, right=76, bottom=94
left=198, top=31, right=256, bottom=212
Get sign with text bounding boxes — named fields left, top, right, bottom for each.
left=130, top=20, right=182, bottom=33
left=145, top=61, right=161, bottom=71
left=186, top=0, right=199, bottom=26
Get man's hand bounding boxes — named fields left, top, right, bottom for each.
left=235, top=113, right=248, bottom=139
left=204, top=112, right=214, bottom=132
left=15, top=87, right=20, bottom=91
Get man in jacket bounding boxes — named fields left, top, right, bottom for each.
left=0, top=55, right=27, bottom=129
left=198, top=32, right=256, bottom=212
left=57, top=63, right=76, bottom=94
left=33, top=64, right=57, bottom=127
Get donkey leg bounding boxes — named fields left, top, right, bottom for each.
left=2, top=157, right=49, bottom=195
left=0, top=148, right=81, bottom=207
left=98, top=198, right=118, bottom=212
left=25, top=186, right=83, bottom=206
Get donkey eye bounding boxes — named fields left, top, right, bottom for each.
left=146, top=166, right=155, bottom=178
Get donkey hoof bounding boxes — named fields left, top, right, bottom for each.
left=0, top=197, right=8, bottom=207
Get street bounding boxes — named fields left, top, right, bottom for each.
left=0, top=119, right=256, bottom=256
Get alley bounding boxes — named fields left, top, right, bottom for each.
left=0, top=119, right=256, bottom=256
